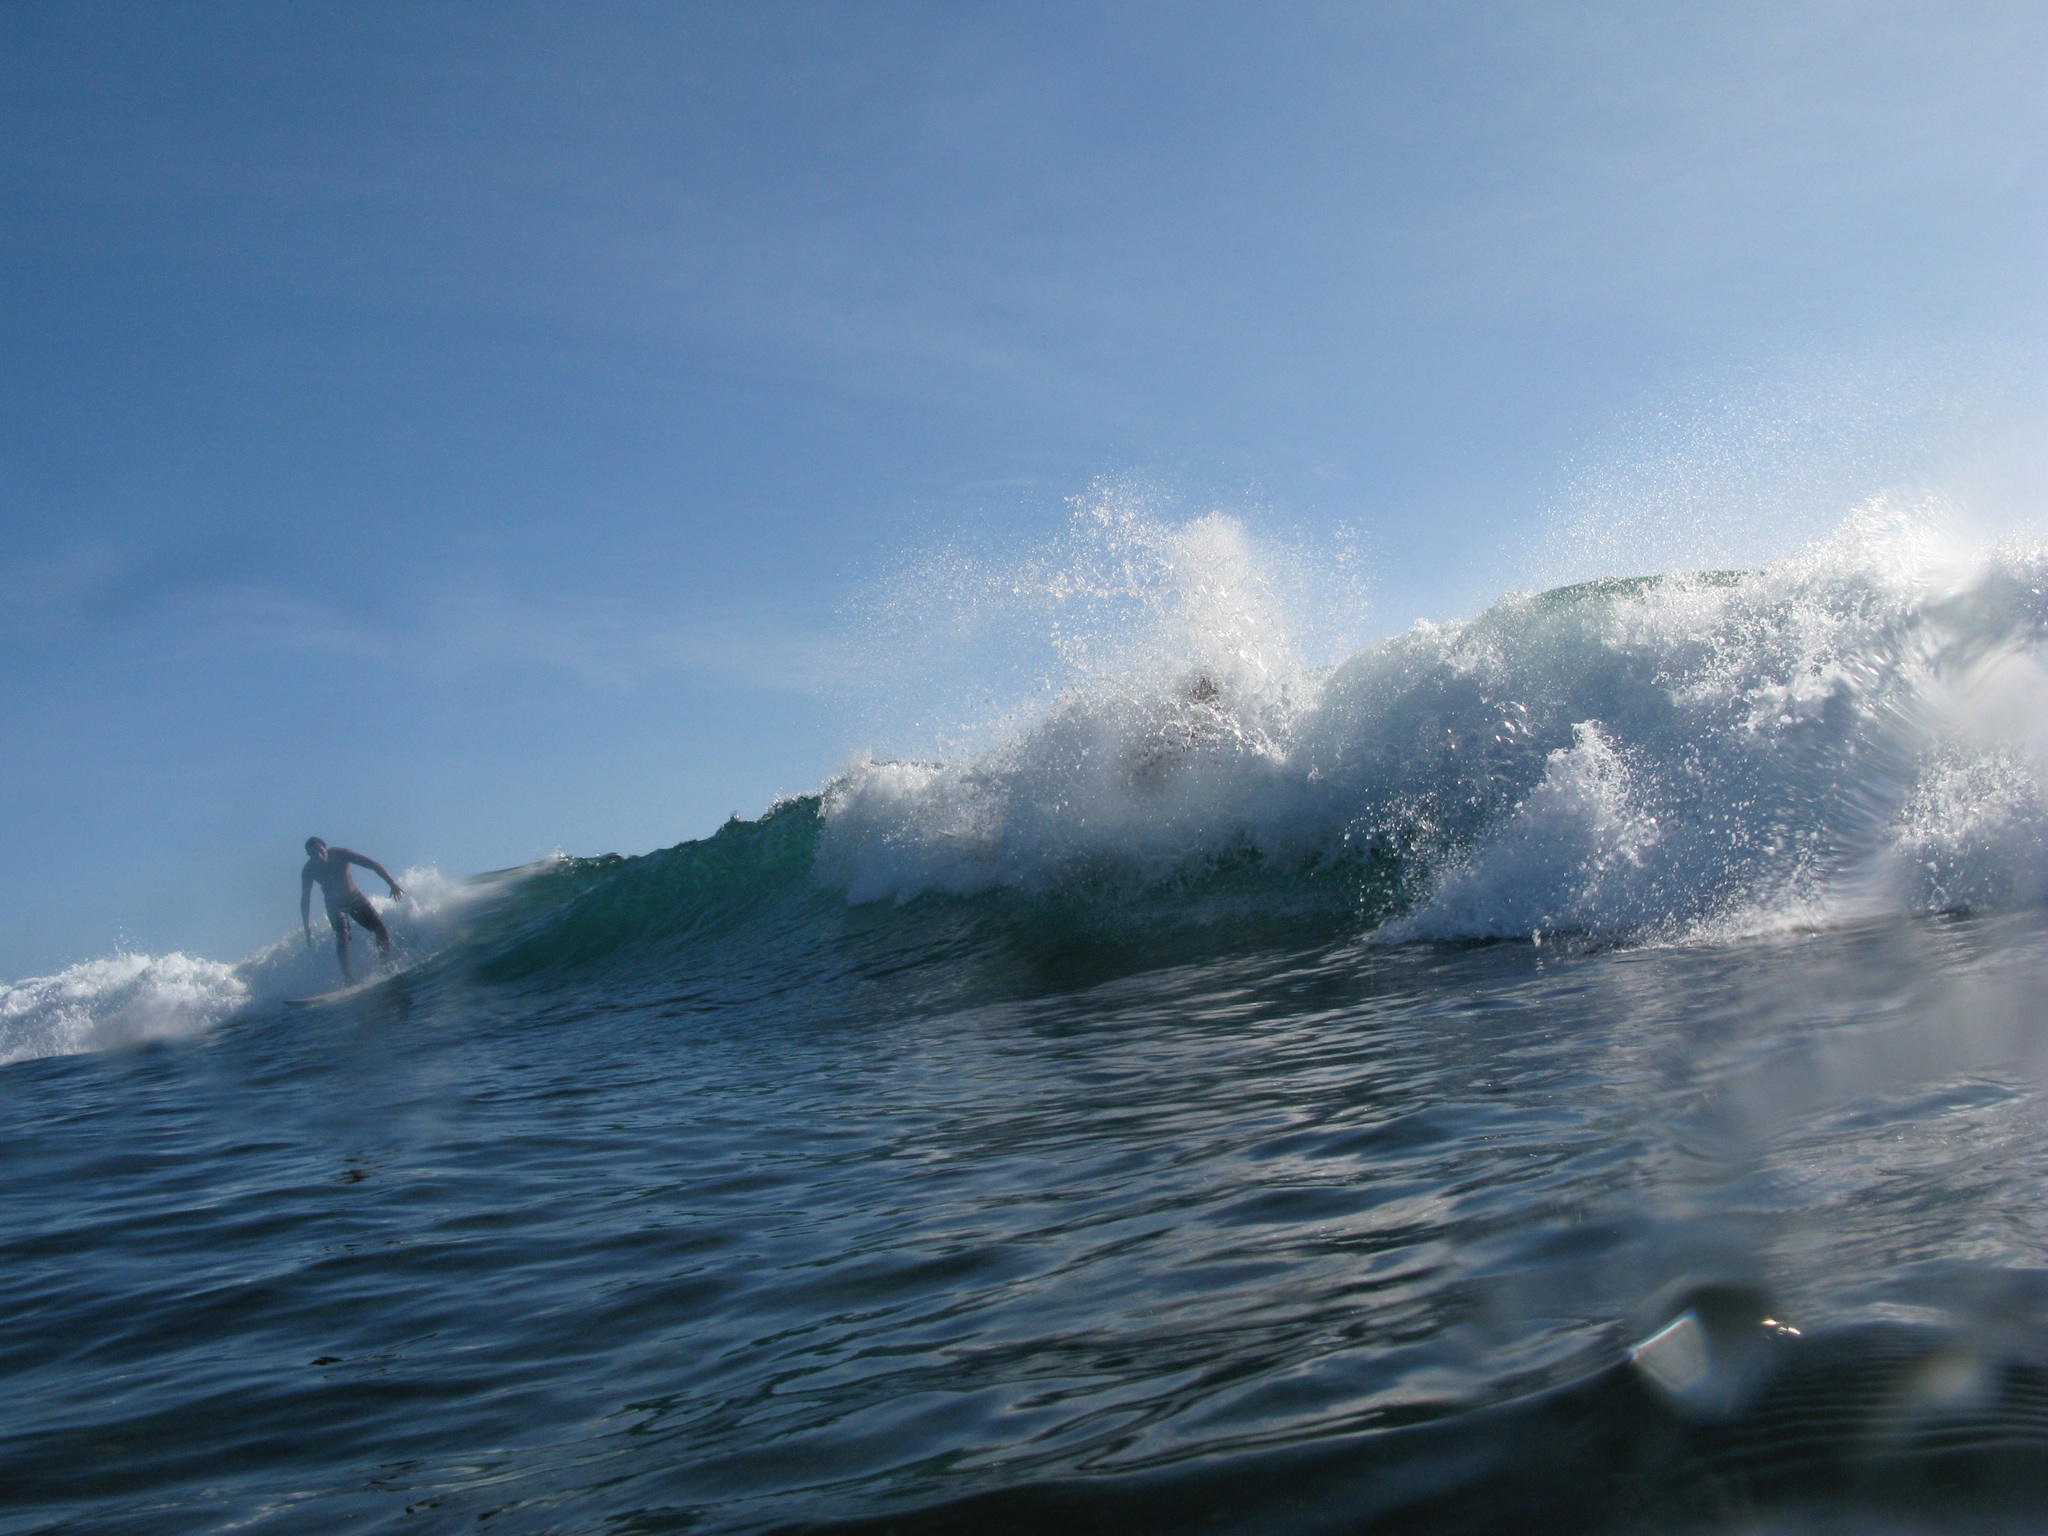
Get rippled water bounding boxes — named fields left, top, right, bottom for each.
left=8, top=903, right=2048, bottom=1534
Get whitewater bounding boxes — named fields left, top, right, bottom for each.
left=9, top=500, right=2048, bottom=1533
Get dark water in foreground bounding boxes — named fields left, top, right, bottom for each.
left=8, top=898, right=2048, bottom=1534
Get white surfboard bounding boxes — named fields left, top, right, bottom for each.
left=283, top=977, right=383, bottom=1009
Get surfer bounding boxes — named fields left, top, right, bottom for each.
left=301, top=838, right=403, bottom=983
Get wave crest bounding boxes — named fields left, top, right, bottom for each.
left=821, top=503, right=2048, bottom=944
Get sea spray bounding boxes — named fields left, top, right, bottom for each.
left=821, top=500, right=2048, bottom=944
left=850, top=481, right=1366, bottom=763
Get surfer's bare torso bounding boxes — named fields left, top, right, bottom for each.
left=305, top=851, right=391, bottom=906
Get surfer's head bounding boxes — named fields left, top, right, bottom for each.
left=305, top=837, right=327, bottom=858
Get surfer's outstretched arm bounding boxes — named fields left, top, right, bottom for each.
left=337, top=849, right=403, bottom=900
left=301, top=870, right=315, bottom=947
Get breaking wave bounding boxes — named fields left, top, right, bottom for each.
left=820, top=499, right=2048, bottom=945
left=17, top=495, right=2048, bottom=1061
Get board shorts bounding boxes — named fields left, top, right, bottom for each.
left=326, top=891, right=383, bottom=932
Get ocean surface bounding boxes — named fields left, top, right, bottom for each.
left=11, top=511, right=2048, bottom=1533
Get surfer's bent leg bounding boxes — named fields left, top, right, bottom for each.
left=355, top=896, right=392, bottom=956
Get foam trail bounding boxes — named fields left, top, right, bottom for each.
left=0, top=864, right=504, bottom=1065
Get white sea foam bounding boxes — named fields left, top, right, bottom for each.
left=0, top=952, right=249, bottom=1064
left=821, top=496, right=2048, bottom=944
left=1377, top=723, right=1662, bottom=943
left=0, top=864, right=496, bottom=1066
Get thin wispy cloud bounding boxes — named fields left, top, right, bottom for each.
left=4, top=548, right=848, bottom=696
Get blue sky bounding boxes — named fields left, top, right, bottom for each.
left=2, top=2, right=2043, bottom=976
